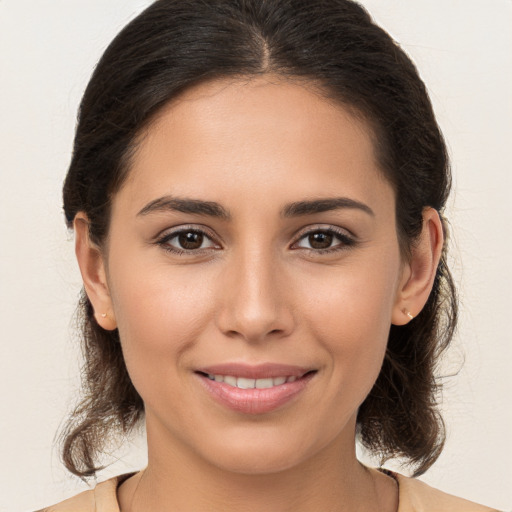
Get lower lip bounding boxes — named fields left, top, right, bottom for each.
left=197, top=373, right=315, bottom=415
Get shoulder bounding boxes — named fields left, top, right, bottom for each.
left=36, top=487, right=95, bottom=512
left=395, top=473, right=500, bottom=512
left=36, top=474, right=133, bottom=512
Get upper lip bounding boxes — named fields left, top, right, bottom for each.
left=196, top=363, right=314, bottom=379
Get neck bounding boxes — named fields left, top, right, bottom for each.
left=119, top=418, right=397, bottom=512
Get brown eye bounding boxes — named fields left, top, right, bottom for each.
left=294, top=228, right=355, bottom=253
left=178, top=231, right=204, bottom=250
left=159, top=228, right=218, bottom=253
left=308, top=232, right=333, bottom=249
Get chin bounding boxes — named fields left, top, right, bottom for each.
left=193, top=422, right=337, bottom=476
left=207, top=444, right=309, bottom=475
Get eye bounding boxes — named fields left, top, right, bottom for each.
left=300, top=231, right=335, bottom=250
left=293, top=228, right=355, bottom=252
left=157, top=228, right=219, bottom=254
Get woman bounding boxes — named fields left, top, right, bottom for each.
left=37, top=0, right=500, bottom=510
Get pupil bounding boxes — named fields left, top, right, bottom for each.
left=309, top=232, right=332, bottom=249
left=179, top=232, right=203, bottom=250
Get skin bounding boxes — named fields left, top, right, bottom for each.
left=75, top=76, right=443, bottom=511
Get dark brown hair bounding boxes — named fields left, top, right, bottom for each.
left=61, top=0, right=457, bottom=478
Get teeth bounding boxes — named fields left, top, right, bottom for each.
left=255, top=378, right=273, bottom=389
left=237, top=377, right=256, bottom=389
left=206, top=374, right=298, bottom=389
left=224, top=375, right=237, bottom=387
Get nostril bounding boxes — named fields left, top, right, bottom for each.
left=215, top=299, right=296, bottom=342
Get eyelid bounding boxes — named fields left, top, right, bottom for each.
left=290, top=224, right=357, bottom=252
left=155, top=224, right=222, bottom=253
left=292, top=223, right=355, bottom=239
left=153, top=223, right=356, bottom=256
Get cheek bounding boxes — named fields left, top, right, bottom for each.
left=107, top=255, right=216, bottom=387
left=296, top=255, right=399, bottom=395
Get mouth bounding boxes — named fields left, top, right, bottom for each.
left=200, top=373, right=300, bottom=389
left=195, top=365, right=317, bottom=414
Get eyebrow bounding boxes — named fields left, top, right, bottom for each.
left=137, top=195, right=374, bottom=219
left=281, top=197, right=374, bottom=218
left=137, top=196, right=231, bottom=219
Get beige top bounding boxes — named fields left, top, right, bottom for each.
left=39, top=471, right=501, bottom=512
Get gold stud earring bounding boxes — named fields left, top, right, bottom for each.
left=101, top=313, right=107, bottom=318
left=402, top=308, right=414, bottom=320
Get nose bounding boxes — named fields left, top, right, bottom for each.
left=215, top=248, right=295, bottom=343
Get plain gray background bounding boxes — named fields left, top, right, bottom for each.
left=0, top=1, right=511, bottom=510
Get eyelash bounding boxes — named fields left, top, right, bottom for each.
left=155, top=226, right=356, bottom=256
left=291, top=227, right=356, bottom=254
left=156, top=226, right=220, bottom=256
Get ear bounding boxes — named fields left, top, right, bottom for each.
left=74, top=213, right=117, bottom=330
left=392, top=207, right=444, bottom=326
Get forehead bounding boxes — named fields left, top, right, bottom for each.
left=120, top=75, right=391, bottom=212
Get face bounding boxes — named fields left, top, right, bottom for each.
left=100, top=77, right=407, bottom=474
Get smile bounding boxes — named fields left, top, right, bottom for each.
left=205, top=374, right=297, bottom=389
left=196, top=365, right=317, bottom=414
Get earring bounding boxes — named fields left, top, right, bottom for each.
left=402, top=309, right=414, bottom=320
left=101, top=313, right=107, bottom=318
